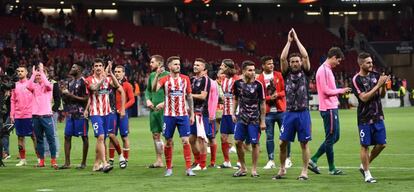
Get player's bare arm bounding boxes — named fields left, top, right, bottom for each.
left=152, top=75, right=161, bottom=92
left=358, top=75, right=390, bottom=102
left=186, top=93, right=195, bottom=125
left=280, top=30, right=293, bottom=73
left=259, top=100, right=266, bottom=130
left=379, top=75, right=389, bottom=98
left=117, top=86, right=126, bottom=118
left=232, top=96, right=238, bottom=123
left=84, top=97, right=90, bottom=118
left=292, top=29, right=310, bottom=71
left=151, top=66, right=163, bottom=92
left=62, top=86, right=88, bottom=102
left=108, top=63, right=121, bottom=89
left=192, top=91, right=208, bottom=100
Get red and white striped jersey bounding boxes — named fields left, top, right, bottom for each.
left=159, top=74, right=192, bottom=117
left=85, top=76, right=113, bottom=116
left=221, top=75, right=239, bottom=115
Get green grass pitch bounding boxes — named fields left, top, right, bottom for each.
left=1, top=107, right=414, bottom=192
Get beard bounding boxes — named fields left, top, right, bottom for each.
left=151, top=66, right=157, bottom=72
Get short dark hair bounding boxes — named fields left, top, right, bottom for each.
left=222, top=59, right=235, bottom=69
left=357, top=52, right=371, bottom=64
left=195, top=58, right=206, bottom=64
left=242, top=60, right=255, bottom=70
left=151, top=54, right=164, bottom=65
left=94, top=58, right=104, bottom=65
left=74, top=63, right=85, bottom=70
left=327, top=47, right=344, bottom=59
left=17, top=65, right=28, bottom=70
left=205, top=62, right=212, bottom=71
left=260, top=56, right=273, bottom=65
left=166, top=56, right=180, bottom=65
left=288, top=52, right=302, bottom=61
left=115, top=65, right=125, bottom=72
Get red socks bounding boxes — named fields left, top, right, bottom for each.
left=222, top=142, right=230, bottom=162
left=210, top=143, right=217, bottom=165
left=164, top=146, right=173, bottom=169
left=193, top=151, right=200, bottom=165
left=123, top=148, right=129, bottom=160
left=183, top=144, right=192, bottom=169
left=109, top=148, right=115, bottom=159
left=19, top=148, right=26, bottom=159
left=199, top=153, right=207, bottom=168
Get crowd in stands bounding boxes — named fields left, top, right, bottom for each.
left=0, top=6, right=153, bottom=100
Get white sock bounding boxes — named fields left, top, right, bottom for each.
left=364, top=170, right=372, bottom=179
left=119, top=154, right=125, bottom=161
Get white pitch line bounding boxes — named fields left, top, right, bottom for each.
left=288, top=153, right=414, bottom=156
left=314, top=166, right=414, bottom=170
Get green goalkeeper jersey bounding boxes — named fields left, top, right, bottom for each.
left=145, top=71, right=169, bottom=106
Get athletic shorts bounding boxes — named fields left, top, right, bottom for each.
left=210, top=120, right=217, bottom=138
left=64, top=117, right=88, bottom=137
left=90, top=115, right=110, bottom=138
left=15, top=118, right=34, bottom=137
left=163, top=116, right=190, bottom=139
left=190, top=115, right=214, bottom=139
left=116, top=113, right=129, bottom=137
left=358, top=120, right=387, bottom=146
left=234, top=122, right=260, bottom=144
left=150, top=110, right=164, bottom=133
left=280, top=110, right=312, bottom=142
left=106, top=112, right=117, bottom=135
left=220, top=115, right=235, bottom=134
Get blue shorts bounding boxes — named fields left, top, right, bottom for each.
left=280, top=110, right=312, bottom=143
left=190, top=115, right=213, bottom=139
left=220, top=115, right=235, bottom=134
left=116, top=113, right=129, bottom=137
left=234, top=122, right=260, bottom=144
left=210, top=121, right=217, bottom=138
left=64, top=117, right=88, bottom=137
left=358, top=120, right=387, bottom=146
left=15, top=118, right=34, bottom=137
left=106, top=112, right=117, bottom=135
left=90, top=115, right=110, bottom=138
left=163, top=116, right=191, bottom=139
